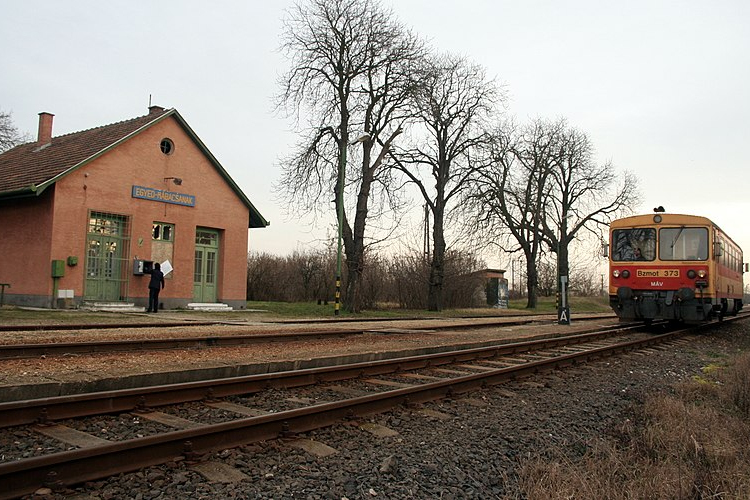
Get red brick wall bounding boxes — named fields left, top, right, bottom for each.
left=0, top=191, right=54, bottom=299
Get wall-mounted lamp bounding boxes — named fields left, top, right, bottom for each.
left=164, top=177, right=183, bottom=186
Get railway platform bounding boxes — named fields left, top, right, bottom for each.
left=0, top=310, right=617, bottom=402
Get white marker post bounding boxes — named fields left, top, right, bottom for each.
left=558, top=275, right=570, bottom=325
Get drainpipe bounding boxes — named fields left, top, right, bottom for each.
left=0, top=283, right=9, bottom=306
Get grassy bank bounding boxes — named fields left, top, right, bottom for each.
left=515, top=350, right=750, bottom=498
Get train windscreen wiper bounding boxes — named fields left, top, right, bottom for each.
left=670, top=226, right=685, bottom=249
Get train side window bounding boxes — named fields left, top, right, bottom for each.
left=729, top=247, right=734, bottom=270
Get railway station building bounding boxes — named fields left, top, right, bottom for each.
left=0, top=106, right=268, bottom=310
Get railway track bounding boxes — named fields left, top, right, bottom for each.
left=0, top=311, right=607, bottom=333
left=1, top=316, right=737, bottom=499
left=0, top=314, right=614, bottom=359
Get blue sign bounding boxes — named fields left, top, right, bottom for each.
left=132, top=185, right=195, bottom=207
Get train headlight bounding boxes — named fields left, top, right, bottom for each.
left=687, top=270, right=696, bottom=279
left=621, top=270, right=630, bottom=278
left=613, top=270, right=620, bottom=278
left=698, top=270, right=706, bottom=278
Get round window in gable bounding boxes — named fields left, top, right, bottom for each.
left=160, top=138, right=174, bottom=155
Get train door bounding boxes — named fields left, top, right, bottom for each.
left=193, top=228, right=219, bottom=302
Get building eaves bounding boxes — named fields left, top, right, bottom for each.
left=0, top=109, right=172, bottom=196
left=0, top=108, right=269, bottom=228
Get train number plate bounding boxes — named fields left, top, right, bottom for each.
left=636, top=269, right=680, bottom=278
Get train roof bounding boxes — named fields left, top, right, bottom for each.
left=612, top=213, right=712, bottom=227
left=611, top=213, right=741, bottom=251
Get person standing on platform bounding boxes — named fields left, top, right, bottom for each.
left=146, top=262, right=165, bottom=313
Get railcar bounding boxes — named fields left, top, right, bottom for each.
left=608, top=212, right=745, bottom=323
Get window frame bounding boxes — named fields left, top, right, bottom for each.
left=658, top=227, right=708, bottom=261
left=611, top=228, right=657, bottom=262
left=152, top=222, right=175, bottom=242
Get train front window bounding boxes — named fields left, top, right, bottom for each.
left=612, top=228, right=656, bottom=261
left=659, top=227, right=708, bottom=261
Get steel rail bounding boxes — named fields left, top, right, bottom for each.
left=0, top=313, right=615, bottom=333
left=0, top=323, right=643, bottom=429
left=267, top=312, right=614, bottom=324
left=0, top=321, right=222, bottom=332
left=0, top=320, right=717, bottom=500
left=0, top=315, right=614, bottom=360
left=0, top=330, right=364, bottom=360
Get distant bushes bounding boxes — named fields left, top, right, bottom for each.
left=247, top=248, right=487, bottom=309
left=246, top=249, right=334, bottom=303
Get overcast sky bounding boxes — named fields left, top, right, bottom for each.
left=2, top=1, right=748, bottom=267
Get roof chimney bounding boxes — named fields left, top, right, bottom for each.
left=37, top=112, right=54, bottom=145
left=148, top=105, right=165, bottom=115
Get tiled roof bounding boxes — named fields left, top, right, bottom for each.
left=0, top=109, right=171, bottom=195
left=0, top=107, right=269, bottom=228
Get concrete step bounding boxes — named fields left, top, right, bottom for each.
left=80, top=302, right=146, bottom=313
left=187, top=302, right=233, bottom=311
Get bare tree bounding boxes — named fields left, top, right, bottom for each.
left=468, top=117, right=638, bottom=308
left=276, top=0, right=424, bottom=313
left=467, top=118, right=565, bottom=308
left=0, top=109, right=29, bottom=153
left=536, top=257, right=557, bottom=297
left=391, top=54, right=501, bottom=311
left=540, top=123, right=640, bottom=300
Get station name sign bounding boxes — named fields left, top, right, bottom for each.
left=132, top=185, right=196, bottom=207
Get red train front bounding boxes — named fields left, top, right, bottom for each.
left=608, top=212, right=744, bottom=323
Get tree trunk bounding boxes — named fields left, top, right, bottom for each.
left=343, top=216, right=365, bottom=313
left=343, top=148, right=375, bottom=313
left=525, top=258, right=538, bottom=309
left=428, top=204, right=446, bottom=311
left=344, top=250, right=363, bottom=312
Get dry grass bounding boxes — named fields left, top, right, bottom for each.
left=723, top=352, right=750, bottom=419
left=513, top=352, right=750, bottom=499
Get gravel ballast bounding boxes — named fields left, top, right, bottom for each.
left=22, top=320, right=749, bottom=499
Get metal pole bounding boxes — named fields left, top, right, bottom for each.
left=558, top=218, right=571, bottom=325
left=334, top=144, right=347, bottom=316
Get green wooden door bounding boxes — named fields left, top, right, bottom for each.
left=85, top=213, right=129, bottom=301
left=193, top=229, right=219, bottom=302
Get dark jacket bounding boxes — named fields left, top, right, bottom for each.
left=147, top=269, right=165, bottom=290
